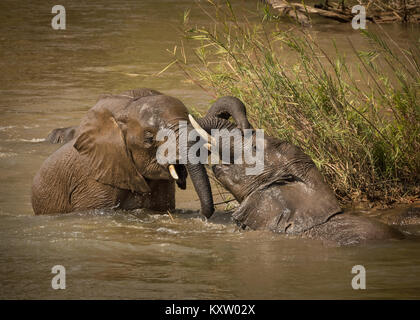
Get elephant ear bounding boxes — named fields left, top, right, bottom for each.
left=74, top=108, right=151, bottom=193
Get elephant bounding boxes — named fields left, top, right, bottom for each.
left=189, top=96, right=405, bottom=246
left=32, top=88, right=217, bottom=217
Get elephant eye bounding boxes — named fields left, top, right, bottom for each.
left=143, top=130, right=155, bottom=148
left=117, top=115, right=129, bottom=125
left=116, top=117, right=129, bottom=135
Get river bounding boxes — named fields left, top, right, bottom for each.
left=0, top=0, right=419, bottom=299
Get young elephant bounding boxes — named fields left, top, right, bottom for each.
left=32, top=89, right=215, bottom=216
left=211, top=151, right=403, bottom=246
left=190, top=97, right=404, bottom=246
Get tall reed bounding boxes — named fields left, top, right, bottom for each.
left=168, top=1, right=419, bottom=205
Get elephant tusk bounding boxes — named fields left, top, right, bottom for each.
left=168, top=164, right=179, bottom=180
left=188, top=114, right=217, bottom=146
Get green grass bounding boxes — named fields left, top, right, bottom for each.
left=167, top=1, right=419, bottom=206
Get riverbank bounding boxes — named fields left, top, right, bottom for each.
left=266, top=0, right=420, bottom=25
left=168, top=1, right=419, bottom=207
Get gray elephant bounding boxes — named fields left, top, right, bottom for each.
left=32, top=88, right=215, bottom=216
left=189, top=96, right=405, bottom=246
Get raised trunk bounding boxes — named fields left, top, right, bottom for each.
left=196, top=116, right=237, bottom=132
left=196, top=116, right=245, bottom=163
left=183, top=98, right=251, bottom=218
left=205, top=96, right=253, bottom=130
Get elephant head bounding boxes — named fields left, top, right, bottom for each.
left=190, top=96, right=342, bottom=234
left=73, top=93, right=215, bottom=218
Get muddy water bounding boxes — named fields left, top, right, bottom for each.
left=0, top=0, right=419, bottom=299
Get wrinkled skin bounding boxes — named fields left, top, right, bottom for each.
left=196, top=97, right=404, bottom=246
left=32, top=89, right=215, bottom=216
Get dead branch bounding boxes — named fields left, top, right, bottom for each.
left=266, top=0, right=420, bottom=24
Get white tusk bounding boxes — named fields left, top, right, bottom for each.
left=168, top=164, right=179, bottom=180
left=188, top=114, right=217, bottom=146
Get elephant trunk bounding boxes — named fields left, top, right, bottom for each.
left=190, top=116, right=242, bottom=161
left=186, top=160, right=214, bottom=219
left=204, top=96, right=252, bottom=130
left=179, top=97, right=251, bottom=218
left=195, top=116, right=237, bottom=132
left=179, top=124, right=215, bottom=219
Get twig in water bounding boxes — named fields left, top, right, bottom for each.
left=167, top=210, right=175, bottom=222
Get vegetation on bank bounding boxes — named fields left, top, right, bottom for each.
left=167, top=1, right=419, bottom=206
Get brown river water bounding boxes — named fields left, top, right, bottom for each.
left=0, top=0, right=419, bottom=299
